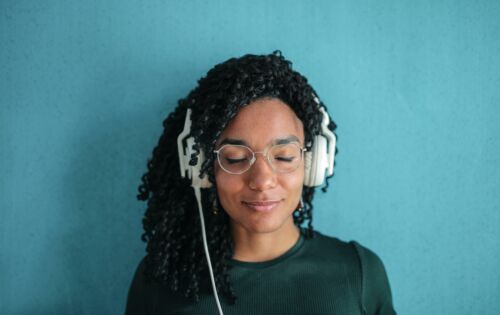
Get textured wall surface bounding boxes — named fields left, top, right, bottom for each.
left=1, top=1, right=499, bottom=314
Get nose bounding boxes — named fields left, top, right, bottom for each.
left=247, top=154, right=277, bottom=191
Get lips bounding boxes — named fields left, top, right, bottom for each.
left=242, top=200, right=281, bottom=212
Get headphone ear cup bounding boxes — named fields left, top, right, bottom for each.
left=304, top=135, right=328, bottom=187
left=183, top=136, right=212, bottom=188
left=304, top=150, right=313, bottom=186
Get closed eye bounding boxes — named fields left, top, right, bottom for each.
left=275, top=156, right=295, bottom=162
left=225, top=158, right=248, bottom=164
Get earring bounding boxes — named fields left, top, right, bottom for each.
left=212, top=198, right=219, bottom=215
left=297, top=197, right=304, bottom=212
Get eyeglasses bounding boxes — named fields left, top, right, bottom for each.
left=214, top=142, right=306, bottom=174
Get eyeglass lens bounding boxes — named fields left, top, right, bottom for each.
left=217, top=143, right=302, bottom=174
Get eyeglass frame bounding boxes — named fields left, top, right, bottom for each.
left=213, top=142, right=307, bottom=175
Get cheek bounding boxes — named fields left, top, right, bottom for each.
left=279, top=168, right=305, bottom=206
left=281, top=165, right=305, bottom=190
left=214, top=168, right=244, bottom=203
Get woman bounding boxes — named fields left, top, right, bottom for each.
left=126, top=52, right=396, bottom=314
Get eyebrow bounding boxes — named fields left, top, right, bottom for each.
left=274, top=136, right=301, bottom=145
left=218, top=135, right=301, bottom=147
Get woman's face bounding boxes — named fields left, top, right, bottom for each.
left=214, top=98, right=305, bottom=235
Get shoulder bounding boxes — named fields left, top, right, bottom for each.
left=307, top=231, right=396, bottom=314
left=304, top=231, right=359, bottom=264
left=305, top=232, right=387, bottom=277
left=125, top=258, right=155, bottom=315
left=307, top=230, right=354, bottom=253
left=307, top=231, right=388, bottom=274
left=349, top=241, right=390, bottom=289
left=350, top=240, right=396, bottom=315
left=125, top=258, right=191, bottom=315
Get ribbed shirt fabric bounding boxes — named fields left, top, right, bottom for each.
left=125, top=231, right=396, bottom=315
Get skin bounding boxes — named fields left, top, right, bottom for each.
left=214, top=98, right=305, bottom=262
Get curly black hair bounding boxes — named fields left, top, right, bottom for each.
left=137, top=51, right=337, bottom=304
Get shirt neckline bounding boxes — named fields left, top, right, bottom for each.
left=229, top=232, right=305, bottom=269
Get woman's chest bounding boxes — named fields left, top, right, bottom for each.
left=168, top=264, right=363, bottom=315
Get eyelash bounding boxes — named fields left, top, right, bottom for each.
left=275, top=156, right=295, bottom=162
left=225, top=158, right=247, bottom=164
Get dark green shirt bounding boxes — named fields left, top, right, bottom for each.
left=126, top=231, right=396, bottom=315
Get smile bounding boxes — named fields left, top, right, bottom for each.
left=241, top=200, right=281, bottom=212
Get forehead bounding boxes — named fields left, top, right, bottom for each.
left=217, top=98, right=304, bottom=147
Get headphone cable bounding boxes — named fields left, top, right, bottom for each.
left=193, top=186, right=225, bottom=315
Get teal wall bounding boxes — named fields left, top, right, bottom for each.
left=1, top=1, right=499, bottom=314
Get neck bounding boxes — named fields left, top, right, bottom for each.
left=231, top=218, right=301, bottom=262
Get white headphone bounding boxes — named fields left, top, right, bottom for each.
left=176, top=96, right=336, bottom=315
left=304, top=95, right=336, bottom=187
left=177, top=96, right=336, bottom=189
